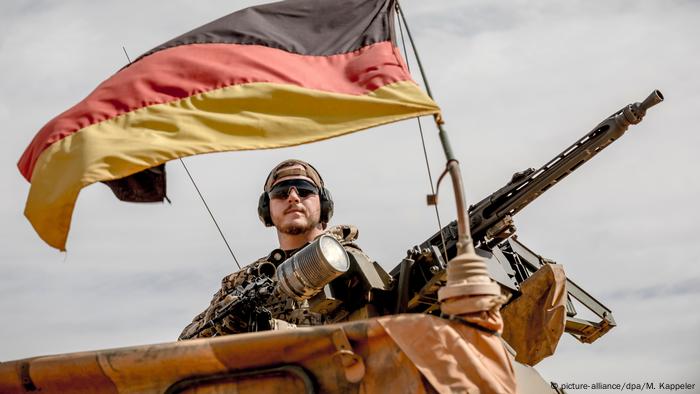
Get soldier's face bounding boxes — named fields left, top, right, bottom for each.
left=269, top=176, right=322, bottom=236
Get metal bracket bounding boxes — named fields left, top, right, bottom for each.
left=485, top=215, right=516, bottom=245
left=427, top=194, right=438, bottom=206
left=331, top=329, right=365, bottom=384
left=505, top=238, right=617, bottom=343
left=566, top=316, right=615, bottom=344
left=19, top=362, right=37, bottom=392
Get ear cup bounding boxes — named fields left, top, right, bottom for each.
left=257, top=192, right=274, bottom=227
left=320, top=187, right=334, bottom=223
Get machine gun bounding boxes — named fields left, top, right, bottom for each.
left=179, top=276, right=278, bottom=340
left=390, top=90, right=663, bottom=343
left=181, top=91, right=663, bottom=342
left=179, top=235, right=353, bottom=340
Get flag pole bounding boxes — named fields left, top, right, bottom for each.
left=395, top=1, right=503, bottom=313
left=394, top=2, right=472, bottom=255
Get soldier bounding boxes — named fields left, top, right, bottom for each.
left=179, top=159, right=371, bottom=339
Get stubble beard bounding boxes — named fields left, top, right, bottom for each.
left=278, top=218, right=319, bottom=235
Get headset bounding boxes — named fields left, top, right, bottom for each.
left=257, top=162, right=334, bottom=227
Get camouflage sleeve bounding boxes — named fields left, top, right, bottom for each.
left=326, top=224, right=369, bottom=259
left=178, top=261, right=266, bottom=340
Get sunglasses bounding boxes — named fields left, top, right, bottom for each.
left=268, top=179, right=319, bottom=200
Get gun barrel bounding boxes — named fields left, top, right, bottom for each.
left=640, top=90, right=664, bottom=112
left=464, top=89, right=665, bottom=245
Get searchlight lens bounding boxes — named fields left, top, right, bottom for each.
left=275, top=235, right=350, bottom=301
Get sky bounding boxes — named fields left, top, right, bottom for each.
left=1, top=0, right=699, bottom=392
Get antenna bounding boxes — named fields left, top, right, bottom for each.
left=394, top=3, right=504, bottom=313
left=121, top=46, right=241, bottom=269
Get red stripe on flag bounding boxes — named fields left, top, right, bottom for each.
left=18, top=41, right=411, bottom=180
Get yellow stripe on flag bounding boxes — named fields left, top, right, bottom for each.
left=26, top=80, right=440, bottom=250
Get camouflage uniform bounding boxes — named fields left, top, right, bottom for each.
left=179, top=224, right=366, bottom=340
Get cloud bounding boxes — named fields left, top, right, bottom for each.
left=605, top=278, right=700, bottom=300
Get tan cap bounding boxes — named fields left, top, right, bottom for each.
left=264, top=159, right=324, bottom=192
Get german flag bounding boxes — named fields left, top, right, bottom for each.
left=17, top=0, right=440, bottom=251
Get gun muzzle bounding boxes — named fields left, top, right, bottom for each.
left=640, top=89, right=664, bottom=112
left=620, top=89, right=664, bottom=127
left=275, top=235, right=350, bottom=301
left=257, top=261, right=277, bottom=278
